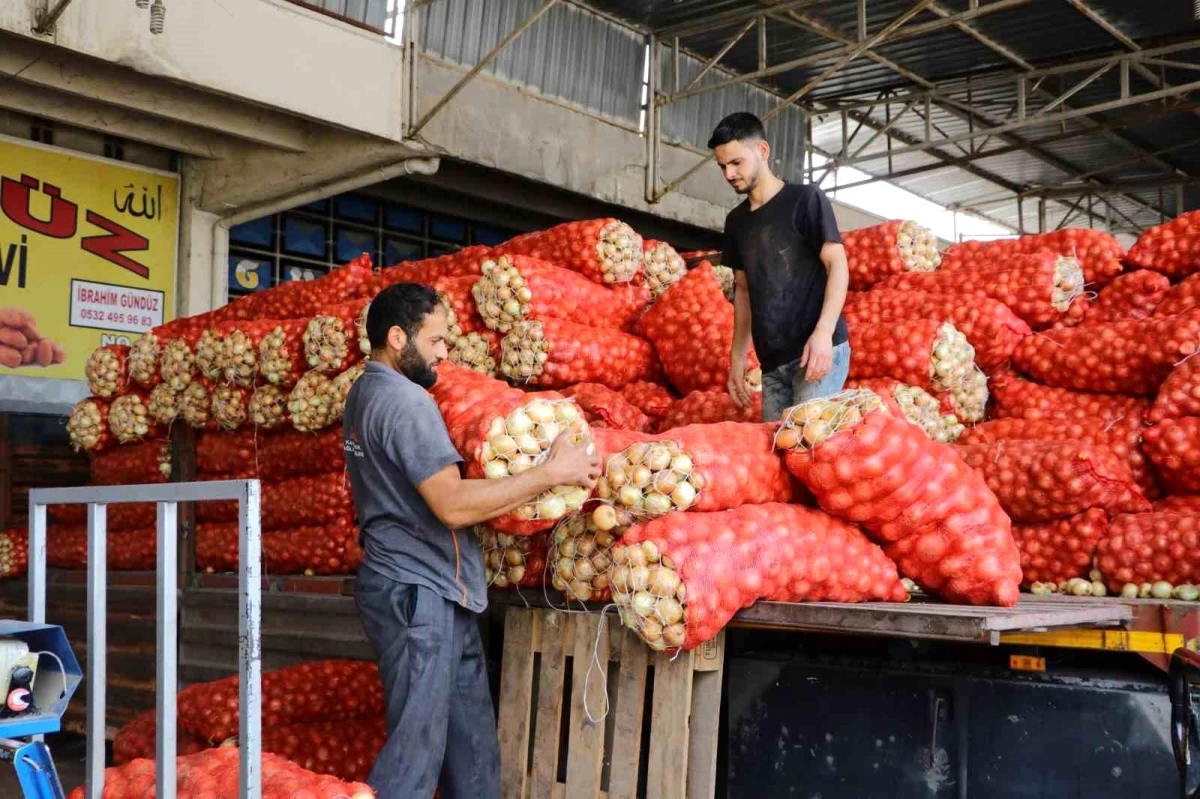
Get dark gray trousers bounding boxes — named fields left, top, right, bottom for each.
left=355, top=566, right=501, bottom=799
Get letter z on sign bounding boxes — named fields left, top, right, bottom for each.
left=70, top=278, right=164, bottom=333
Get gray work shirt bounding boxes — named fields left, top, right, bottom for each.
left=343, top=361, right=487, bottom=613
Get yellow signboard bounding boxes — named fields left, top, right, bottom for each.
left=0, top=135, right=178, bottom=382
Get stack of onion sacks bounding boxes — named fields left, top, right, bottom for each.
left=775, top=389, right=1022, bottom=606
left=842, top=219, right=941, bottom=290
left=608, top=504, right=908, bottom=651
left=494, top=218, right=643, bottom=284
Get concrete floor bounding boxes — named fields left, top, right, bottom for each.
left=0, top=733, right=91, bottom=796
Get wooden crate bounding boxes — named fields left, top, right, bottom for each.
left=497, top=606, right=724, bottom=799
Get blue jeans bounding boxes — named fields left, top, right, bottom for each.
left=355, top=566, right=500, bottom=799
left=761, top=341, right=851, bottom=422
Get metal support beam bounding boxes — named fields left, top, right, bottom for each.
left=1032, top=177, right=1200, bottom=198
left=33, top=0, right=76, bottom=34
left=681, top=17, right=756, bottom=94
left=857, top=0, right=867, bottom=42
left=655, top=0, right=824, bottom=39
left=758, top=16, right=767, bottom=72
left=408, top=0, right=558, bottom=138
left=659, top=0, right=1032, bottom=105
left=645, top=33, right=659, bottom=204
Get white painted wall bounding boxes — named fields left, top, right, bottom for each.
left=1, top=0, right=405, bottom=141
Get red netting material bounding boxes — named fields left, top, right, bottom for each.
left=1142, top=418, right=1200, bottom=494
left=880, top=250, right=1088, bottom=329
left=196, top=427, right=346, bottom=479
left=493, top=218, right=643, bottom=284
left=500, top=318, right=662, bottom=390
left=0, top=528, right=29, bottom=579
left=939, top=229, right=1125, bottom=285
left=635, top=263, right=760, bottom=395
left=1079, top=270, right=1171, bottom=326
left=1012, top=509, right=1109, bottom=588
left=215, top=255, right=373, bottom=321
left=619, top=380, right=677, bottom=419
left=66, top=748, right=374, bottom=799
left=610, top=504, right=907, bottom=651
left=196, top=472, right=353, bottom=529
left=46, top=526, right=157, bottom=570
left=955, top=440, right=1150, bottom=521
left=1126, top=210, right=1200, bottom=280
left=987, top=368, right=1148, bottom=421
left=176, top=659, right=383, bottom=743
left=654, top=391, right=761, bottom=432
left=1011, top=310, right=1200, bottom=395
left=842, top=220, right=941, bottom=290
left=1157, top=273, right=1200, bottom=317
left=562, top=383, right=653, bottom=432
left=196, top=517, right=362, bottom=576
left=67, top=398, right=113, bottom=453
left=778, top=392, right=1022, bottom=606
left=843, top=289, right=1030, bottom=368
left=90, top=439, right=171, bottom=484
left=1095, top=512, right=1200, bottom=591
left=1156, top=495, right=1200, bottom=513
left=113, top=708, right=209, bottom=765
left=369, top=245, right=495, bottom=293
left=1149, top=358, right=1200, bottom=423
left=956, top=416, right=1159, bottom=499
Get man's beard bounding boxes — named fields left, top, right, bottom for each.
left=731, top=173, right=757, bottom=195
left=398, top=341, right=438, bottom=388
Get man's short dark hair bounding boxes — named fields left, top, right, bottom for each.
left=708, top=112, right=767, bottom=149
left=366, top=282, right=440, bottom=351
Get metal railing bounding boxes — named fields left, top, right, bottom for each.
left=28, top=480, right=262, bottom=799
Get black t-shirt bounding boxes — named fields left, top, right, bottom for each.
left=723, top=183, right=849, bottom=373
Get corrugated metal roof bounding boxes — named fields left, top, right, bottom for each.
left=579, top=0, right=1200, bottom=234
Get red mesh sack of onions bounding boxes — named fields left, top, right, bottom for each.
left=1012, top=508, right=1109, bottom=589
left=210, top=320, right=289, bottom=387
left=113, top=709, right=209, bottom=765
left=844, top=378, right=964, bottom=444
left=369, top=245, right=495, bottom=293
left=286, top=371, right=343, bottom=432
left=85, top=344, right=128, bottom=398
left=302, top=299, right=370, bottom=375
left=157, top=324, right=206, bottom=393
left=842, top=220, right=941, bottom=290
left=635, top=263, right=761, bottom=395
left=1148, top=357, right=1200, bottom=422
left=846, top=318, right=985, bottom=422
left=473, top=255, right=650, bottom=333
left=1095, top=512, right=1200, bottom=594
left=479, top=527, right=549, bottom=590
left=988, top=368, right=1147, bottom=422
left=1011, top=309, right=1200, bottom=395
left=655, top=390, right=760, bottom=432
left=176, top=659, right=383, bottom=743
left=939, top=230, right=1124, bottom=285
left=67, top=397, right=113, bottom=452
left=195, top=523, right=239, bottom=572
left=499, top=318, right=662, bottom=390
left=177, top=377, right=217, bottom=430
left=251, top=318, right=308, bottom=388
left=1156, top=495, right=1200, bottom=513
left=471, top=396, right=595, bottom=534
left=549, top=510, right=639, bottom=603
left=0, top=529, right=28, bottom=580
left=609, top=504, right=907, bottom=651
left=954, top=440, right=1150, bottom=522
left=562, top=382, right=653, bottom=432
left=1142, top=417, right=1200, bottom=495
left=91, top=439, right=171, bottom=484
left=196, top=472, right=353, bottom=530
left=45, top=526, right=157, bottom=570
left=593, top=422, right=795, bottom=519
left=843, top=289, right=1031, bottom=368
left=128, top=315, right=210, bottom=392
left=47, top=501, right=150, bottom=532
left=957, top=416, right=1158, bottom=498
left=1126, top=209, right=1200, bottom=280
left=197, top=427, right=344, bottom=479
left=494, top=218, right=643, bottom=285
left=265, top=518, right=362, bottom=576
left=880, top=250, right=1088, bottom=329
left=66, top=747, right=375, bottom=799
left=1157, top=273, right=1200, bottom=317
left=1078, top=270, right=1171, bottom=326
left=218, top=254, right=373, bottom=322
left=641, top=239, right=686, bottom=299
left=620, top=380, right=677, bottom=419
left=775, top=389, right=1022, bottom=606
left=261, top=716, right=385, bottom=784
left=430, top=362, right=528, bottom=456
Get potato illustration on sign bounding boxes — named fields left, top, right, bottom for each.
left=0, top=307, right=67, bottom=369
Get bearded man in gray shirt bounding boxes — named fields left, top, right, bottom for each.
left=343, top=282, right=600, bottom=798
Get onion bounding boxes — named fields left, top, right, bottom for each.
left=662, top=622, right=686, bottom=648
left=1151, top=581, right=1174, bottom=599
left=526, top=399, right=555, bottom=425
left=506, top=409, right=534, bottom=436
left=643, top=493, right=672, bottom=515
left=670, top=481, right=697, bottom=509
left=618, top=485, right=642, bottom=508
left=631, top=590, right=656, bottom=617
left=483, top=461, right=509, bottom=480
left=593, top=504, right=619, bottom=531
left=1120, top=583, right=1139, bottom=599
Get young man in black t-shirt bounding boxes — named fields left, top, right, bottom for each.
left=709, top=112, right=851, bottom=422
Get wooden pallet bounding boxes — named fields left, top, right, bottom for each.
left=497, top=606, right=724, bottom=799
